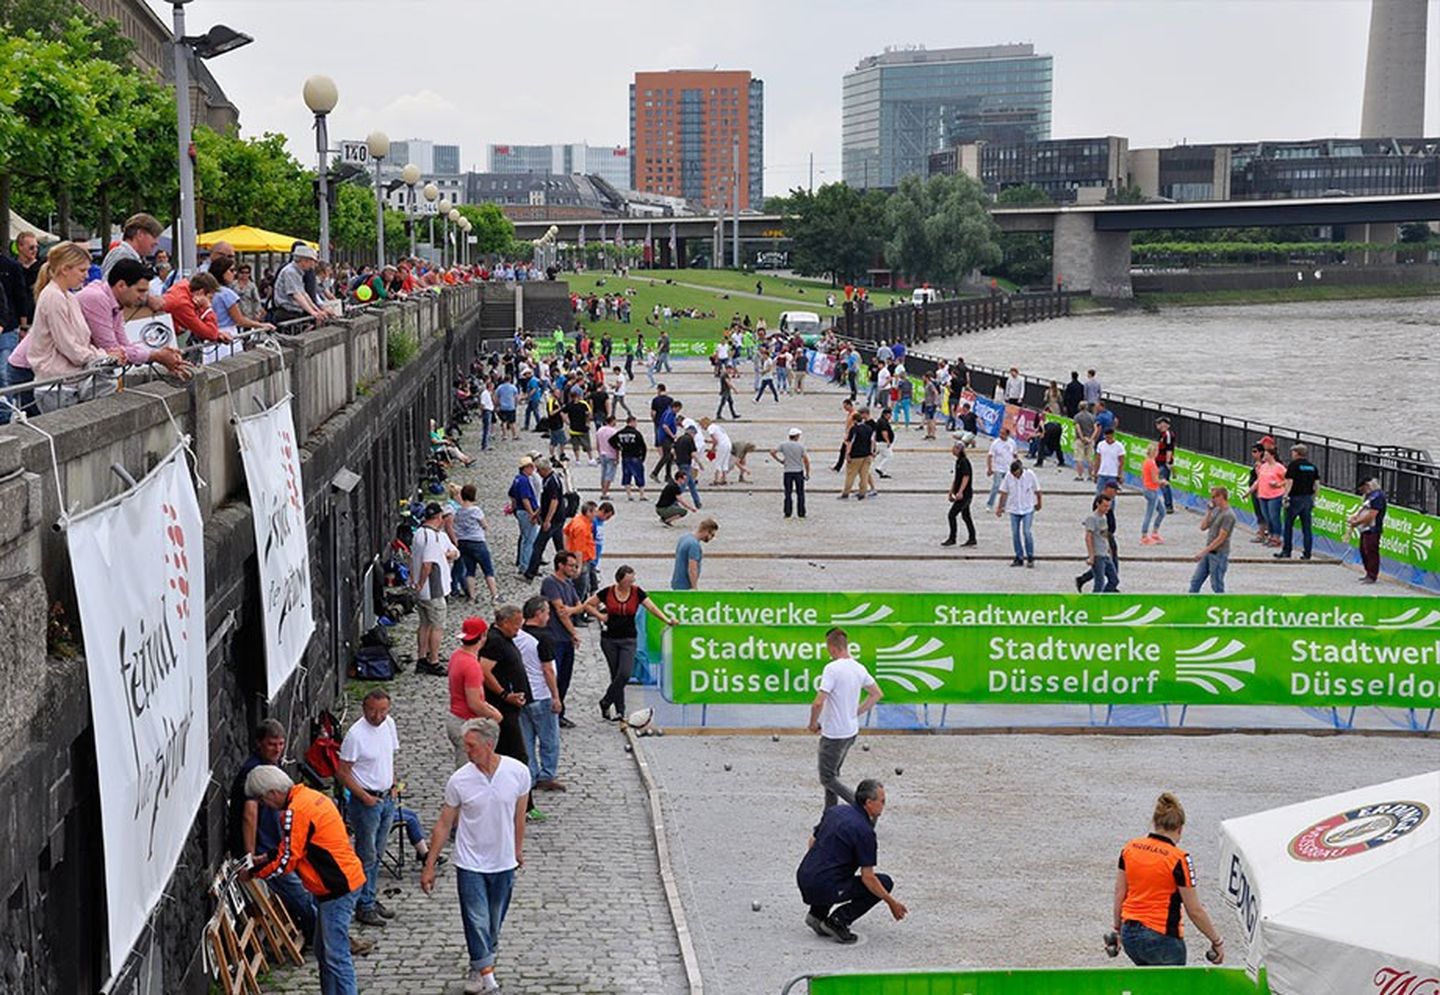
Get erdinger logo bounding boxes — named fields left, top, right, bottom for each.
left=1288, top=801, right=1429, bottom=861
left=1373, top=968, right=1440, bottom=995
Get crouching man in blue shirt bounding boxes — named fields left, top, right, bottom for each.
left=795, top=778, right=908, bottom=943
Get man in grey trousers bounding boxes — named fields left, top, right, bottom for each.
left=807, top=627, right=883, bottom=809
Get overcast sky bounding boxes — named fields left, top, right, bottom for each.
left=163, top=0, right=1439, bottom=197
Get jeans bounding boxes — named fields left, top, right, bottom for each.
left=947, top=495, right=975, bottom=543
left=681, top=463, right=702, bottom=507
left=622, top=457, right=645, bottom=488
left=0, top=329, right=16, bottom=425
left=1189, top=551, right=1230, bottom=593
left=1158, top=462, right=1174, bottom=512
left=818, top=735, right=857, bottom=808
left=599, top=636, right=637, bottom=716
left=803, top=873, right=893, bottom=928
left=481, top=409, right=493, bottom=450
left=347, top=793, right=395, bottom=912
left=514, top=512, right=538, bottom=572
left=523, top=398, right=541, bottom=430
left=1141, top=488, right=1167, bottom=534
left=1281, top=495, right=1313, bottom=556
left=896, top=398, right=911, bottom=425
left=776, top=366, right=789, bottom=392
left=456, top=868, right=516, bottom=972
left=986, top=471, right=1004, bottom=509
left=1260, top=496, right=1283, bottom=538
left=1009, top=511, right=1035, bottom=562
left=657, top=351, right=672, bottom=372
left=1091, top=556, right=1119, bottom=592
left=783, top=471, right=807, bottom=518
left=520, top=699, right=560, bottom=784
left=1121, top=920, right=1186, bottom=967
left=267, top=871, right=318, bottom=940
left=716, top=393, right=739, bottom=418
left=315, top=889, right=359, bottom=995
left=1096, top=474, right=1119, bottom=495
left=755, top=378, right=778, bottom=402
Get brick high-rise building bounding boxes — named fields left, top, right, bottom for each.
left=629, top=69, right=764, bottom=211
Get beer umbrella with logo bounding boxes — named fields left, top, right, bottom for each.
left=1217, top=769, right=1438, bottom=995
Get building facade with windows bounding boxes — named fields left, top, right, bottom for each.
left=628, top=69, right=764, bottom=211
left=931, top=136, right=1128, bottom=203
left=843, top=44, right=1052, bottom=190
left=487, top=143, right=632, bottom=190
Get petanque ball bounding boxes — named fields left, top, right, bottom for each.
left=623, top=743, right=633, bottom=753
left=894, top=766, right=904, bottom=776
left=723, top=763, right=733, bottom=771
left=771, top=734, right=780, bottom=742
left=861, top=743, right=871, bottom=752
left=751, top=900, right=762, bottom=912
left=654, top=728, right=665, bottom=737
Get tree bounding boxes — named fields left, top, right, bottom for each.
left=993, top=184, right=1054, bottom=286
left=777, top=182, right=888, bottom=285
left=191, top=127, right=315, bottom=237
left=455, top=203, right=516, bottom=257
left=883, top=173, right=1001, bottom=288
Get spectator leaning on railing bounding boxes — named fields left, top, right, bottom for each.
left=269, top=245, right=330, bottom=326
left=76, top=258, right=191, bottom=378
left=163, top=271, right=230, bottom=350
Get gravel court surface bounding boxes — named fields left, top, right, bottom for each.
left=639, top=731, right=1438, bottom=994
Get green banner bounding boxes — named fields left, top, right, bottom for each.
left=808, top=967, right=1264, bottom=995
left=1044, top=414, right=1440, bottom=577
left=533, top=337, right=715, bottom=357
left=643, top=591, right=1440, bottom=663
left=666, top=622, right=1440, bottom=708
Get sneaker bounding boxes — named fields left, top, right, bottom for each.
left=856, top=493, right=866, bottom=501
left=354, top=907, right=387, bottom=928
left=464, top=968, right=487, bottom=994
left=940, top=539, right=957, bottom=547
left=1300, top=553, right=1312, bottom=560
left=536, top=779, right=567, bottom=792
left=374, top=899, right=396, bottom=919
left=805, top=913, right=834, bottom=938
left=961, top=539, right=977, bottom=547
left=1273, top=551, right=1291, bottom=559
left=826, top=918, right=859, bottom=944
left=1010, top=559, right=1024, bottom=567
left=836, top=493, right=849, bottom=500
left=526, top=807, right=548, bottom=822
left=1026, top=559, right=1035, bottom=568
left=558, top=716, right=577, bottom=729
left=866, top=490, right=879, bottom=498
left=1074, top=575, right=1085, bottom=592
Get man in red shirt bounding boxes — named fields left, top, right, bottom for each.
left=447, top=616, right=502, bottom=767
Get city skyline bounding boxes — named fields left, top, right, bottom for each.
left=149, top=0, right=1440, bottom=197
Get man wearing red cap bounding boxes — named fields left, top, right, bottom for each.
left=447, top=617, right=502, bottom=768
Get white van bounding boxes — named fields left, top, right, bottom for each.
left=912, top=287, right=940, bottom=306
left=778, top=310, right=822, bottom=337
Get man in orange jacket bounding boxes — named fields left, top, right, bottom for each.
left=247, top=766, right=366, bottom=994
left=562, top=501, right=598, bottom=602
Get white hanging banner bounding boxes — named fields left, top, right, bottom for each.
left=236, top=396, right=315, bottom=698
left=66, top=444, right=209, bottom=984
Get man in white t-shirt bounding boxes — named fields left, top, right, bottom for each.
left=422, top=717, right=530, bottom=994
left=412, top=501, right=459, bottom=677
left=336, top=689, right=400, bottom=929
left=1094, top=427, right=1126, bottom=496
left=807, top=628, right=883, bottom=810
left=995, top=459, right=1044, bottom=567
left=985, top=425, right=1017, bottom=510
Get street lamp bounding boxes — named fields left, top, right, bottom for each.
left=401, top=162, right=420, bottom=258
left=437, top=197, right=451, bottom=266
left=423, top=183, right=439, bottom=263
left=367, top=130, right=390, bottom=270
left=302, top=75, right=338, bottom=264
left=460, top=217, right=472, bottom=266
left=447, top=208, right=461, bottom=267
left=171, top=1, right=253, bottom=274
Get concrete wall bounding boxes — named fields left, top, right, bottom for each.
left=1052, top=212, right=1133, bottom=298
left=0, top=285, right=489, bottom=994
left=1131, top=262, right=1440, bottom=294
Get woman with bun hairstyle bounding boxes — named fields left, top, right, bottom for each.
left=1112, top=792, right=1225, bottom=966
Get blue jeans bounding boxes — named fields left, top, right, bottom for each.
left=1121, top=920, right=1186, bottom=966
left=553, top=638, right=576, bottom=709
left=1141, top=488, right=1167, bottom=534
left=681, top=463, right=702, bottom=508
left=1189, top=551, right=1230, bottom=593
left=514, top=511, right=538, bottom=571
left=346, top=793, right=394, bottom=913
left=520, top=699, right=560, bottom=784
left=1259, top=496, right=1283, bottom=537
left=457, top=868, right=516, bottom=971
left=896, top=397, right=911, bottom=425
left=1008, top=511, right=1035, bottom=562
left=1096, top=474, right=1119, bottom=495
left=776, top=366, right=789, bottom=392
left=315, top=890, right=359, bottom=995
left=481, top=409, right=493, bottom=449
left=0, top=329, right=16, bottom=425
left=524, top=398, right=541, bottom=430
left=1091, top=556, right=1119, bottom=592
left=986, top=471, right=1004, bottom=509
left=267, top=871, right=318, bottom=940
left=1281, top=494, right=1314, bottom=557
left=1158, top=462, right=1174, bottom=511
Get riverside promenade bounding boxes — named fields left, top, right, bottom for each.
left=266, top=354, right=1434, bottom=994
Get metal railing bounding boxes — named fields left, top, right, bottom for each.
left=843, top=344, right=1440, bottom=517
left=841, top=291, right=1072, bottom=345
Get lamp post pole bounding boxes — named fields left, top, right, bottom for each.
left=303, top=76, right=338, bottom=265
left=171, top=1, right=197, bottom=274
left=423, top=183, right=439, bottom=264
left=367, top=131, right=389, bottom=270
left=402, top=163, right=420, bottom=259
left=438, top=198, right=451, bottom=267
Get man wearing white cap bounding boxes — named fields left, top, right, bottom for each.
left=768, top=427, right=811, bottom=519
left=272, top=244, right=330, bottom=325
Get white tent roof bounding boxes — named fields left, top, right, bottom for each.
left=1219, top=770, right=1439, bottom=995
left=8, top=209, right=60, bottom=244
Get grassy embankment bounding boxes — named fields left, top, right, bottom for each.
left=1136, top=282, right=1440, bottom=307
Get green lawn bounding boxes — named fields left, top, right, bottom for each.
left=629, top=267, right=910, bottom=310
left=1137, top=282, right=1440, bottom=307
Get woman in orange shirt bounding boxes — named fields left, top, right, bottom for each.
left=1112, top=792, right=1225, bottom=966
left=1245, top=446, right=1288, bottom=548
left=1140, top=443, right=1166, bottom=545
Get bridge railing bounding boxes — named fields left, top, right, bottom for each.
left=858, top=346, right=1439, bottom=516
left=841, top=291, right=1071, bottom=346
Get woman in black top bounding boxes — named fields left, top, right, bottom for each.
left=584, top=566, right=675, bottom=720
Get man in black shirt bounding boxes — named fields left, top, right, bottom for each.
left=480, top=605, right=538, bottom=815
left=672, top=423, right=703, bottom=509
left=839, top=408, right=877, bottom=500
left=612, top=415, right=649, bottom=501
left=1277, top=443, right=1320, bottom=560
left=942, top=440, right=976, bottom=546
left=1155, top=417, right=1176, bottom=513
left=655, top=470, right=697, bottom=526
left=796, top=778, right=906, bottom=944
left=1062, top=371, right=1084, bottom=418
left=523, top=460, right=566, bottom=580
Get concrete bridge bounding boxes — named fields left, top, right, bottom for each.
left=515, top=192, right=1440, bottom=297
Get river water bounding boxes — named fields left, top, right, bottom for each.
left=924, top=298, right=1440, bottom=449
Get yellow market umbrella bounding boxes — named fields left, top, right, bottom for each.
left=197, top=225, right=318, bottom=254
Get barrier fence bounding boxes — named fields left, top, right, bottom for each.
left=842, top=291, right=1072, bottom=346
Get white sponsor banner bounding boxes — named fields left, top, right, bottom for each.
left=66, top=444, right=209, bottom=983
left=236, top=397, right=315, bottom=697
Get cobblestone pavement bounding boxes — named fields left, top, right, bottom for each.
left=264, top=413, right=688, bottom=993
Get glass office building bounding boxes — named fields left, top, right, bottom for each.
left=843, top=45, right=1052, bottom=190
